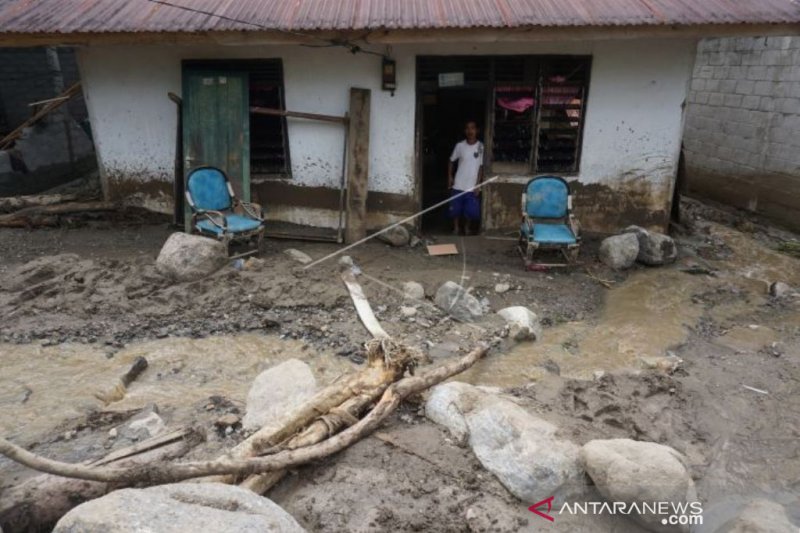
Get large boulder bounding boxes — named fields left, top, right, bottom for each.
left=497, top=306, right=542, bottom=341
left=155, top=232, right=228, bottom=282
left=435, top=281, right=483, bottom=322
left=376, top=225, right=410, bottom=247
left=714, top=499, right=795, bottom=533
left=243, top=359, right=318, bottom=431
left=623, top=226, right=678, bottom=266
left=581, top=439, right=697, bottom=532
left=426, top=382, right=582, bottom=501
left=53, top=483, right=306, bottom=533
left=599, top=233, right=640, bottom=270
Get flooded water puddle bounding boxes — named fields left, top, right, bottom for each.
left=0, top=334, right=351, bottom=445
left=462, top=269, right=705, bottom=385
left=462, top=223, right=800, bottom=387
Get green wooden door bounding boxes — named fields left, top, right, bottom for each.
left=182, top=69, right=250, bottom=229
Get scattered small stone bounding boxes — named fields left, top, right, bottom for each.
left=768, top=281, right=791, bottom=297
left=338, top=255, right=355, bottom=268
left=494, top=283, right=511, bottom=294
left=376, top=225, right=410, bottom=247
left=435, top=281, right=483, bottom=322
left=108, top=428, right=118, bottom=439
left=284, top=248, right=313, bottom=265
left=214, top=414, right=241, bottom=429
left=497, top=306, right=542, bottom=342
left=63, top=430, right=76, bottom=441
left=349, top=353, right=365, bottom=365
left=639, top=354, right=683, bottom=374
left=402, top=281, right=425, bottom=301
left=400, top=305, right=417, bottom=318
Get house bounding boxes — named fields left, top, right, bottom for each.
left=1, top=0, right=798, bottom=240
left=683, top=36, right=800, bottom=231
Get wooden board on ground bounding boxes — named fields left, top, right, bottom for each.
left=427, top=244, right=459, bottom=256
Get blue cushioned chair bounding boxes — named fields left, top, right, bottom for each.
left=519, top=175, right=581, bottom=265
left=185, top=166, right=265, bottom=255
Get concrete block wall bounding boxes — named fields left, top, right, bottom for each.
left=683, top=36, right=800, bottom=230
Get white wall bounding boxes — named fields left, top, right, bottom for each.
left=78, top=37, right=695, bottom=225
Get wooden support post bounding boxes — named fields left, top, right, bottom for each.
left=345, top=88, right=371, bottom=244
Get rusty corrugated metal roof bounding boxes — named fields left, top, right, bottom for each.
left=0, top=0, right=798, bottom=35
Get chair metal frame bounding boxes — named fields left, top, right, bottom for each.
left=184, top=165, right=265, bottom=256
left=518, top=175, right=581, bottom=266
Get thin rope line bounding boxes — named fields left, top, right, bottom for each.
left=302, top=176, right=499, bottom=270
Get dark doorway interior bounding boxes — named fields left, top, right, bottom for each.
left=420, top=88, right=486, bottom=233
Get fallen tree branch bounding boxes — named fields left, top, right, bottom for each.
left=0, top=426, right=203, bottom=533
left=0, top=344, right=489, bottom=486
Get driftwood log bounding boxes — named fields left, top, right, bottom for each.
left=0, top=344, right=488, bottom=487
left=0, top=193, right=79, bottom=214
left=0, top=261, right=491, bottom=527
left=0, top=201, right=115, bottom=228
left=0, top=427, right=204, bottom=533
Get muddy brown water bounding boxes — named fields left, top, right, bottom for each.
left=0, top=335, right=351, bottom=445
left=2, top=222, right=797, bottom=439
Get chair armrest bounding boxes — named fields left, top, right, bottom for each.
left=237, top=200, right=264, bottom=221
left=568, top=214, right=581, bottom=239
left=197, top=210, right=228, bottom=230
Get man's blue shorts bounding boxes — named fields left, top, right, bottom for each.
left=448, top=189, right=481, bottom=220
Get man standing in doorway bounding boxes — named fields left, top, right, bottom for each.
left=448, top=120, right=484, bottom=235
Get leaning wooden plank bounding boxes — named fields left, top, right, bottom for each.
left=341, top=270, right=391, bottom=340
left=0, top=82, right=81, bottom=150
left=0, top=344, right=489, bottom=485
left=0, top=427, right=204, bottom=533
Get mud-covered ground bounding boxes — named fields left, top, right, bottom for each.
left=1, top=197, right=799, bottom=532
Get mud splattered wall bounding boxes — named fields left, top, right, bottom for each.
left=683, top=36, right=800, bottom=231
left=77, top=37, right=694, bottom=231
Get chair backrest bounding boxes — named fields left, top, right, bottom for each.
left=525, top=176, right=570, bottom=219
left=186, top=167, right=233, bottom=211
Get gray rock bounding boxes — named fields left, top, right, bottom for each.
left=124, top=411, right=165, bottom=440
left=426, top=382, right=582, bottom=501
left=497, top=306, right=542, bottom=341
left=284, top=248, right=313, bottom=265
left=494, top=283, right=511, bottom=294
left=715, top=499, right=795, bottom=533
left=54, top=483, right=306, bottom=533
left=377, top=225, right=410, bottom=247
left=400, top=305, right=417, bottom=318
left=599, top=233, right=640, bottom=269
left=402, top=281, right=425, bottom=301
left=769, top=281, right=791, bottom=298
left=581, top=439, right=697, bottom=532
left=428, top=341, right=461, bottom=359
left=623, top=226, right=678, bottom=266
left=155, top=233, right=228, bottom=282
left=243, top=359, right=318, bottom=431
left=435, top=281, right=483, bottom=322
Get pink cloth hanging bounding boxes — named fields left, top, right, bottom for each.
left=497, top=95, right=535, bottom=113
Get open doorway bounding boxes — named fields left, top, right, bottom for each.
left=420, top=87, right=486, bottom=233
